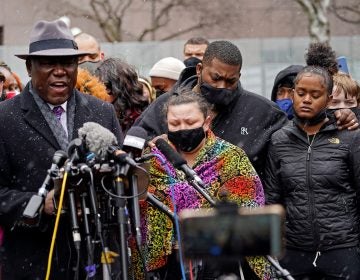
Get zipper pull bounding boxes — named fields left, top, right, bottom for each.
left=307, top=146, right=311, bottom=161
left=312, top=251, right=321, bottom=267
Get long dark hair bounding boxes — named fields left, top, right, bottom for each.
left=95, top=58, right=149, bottom=132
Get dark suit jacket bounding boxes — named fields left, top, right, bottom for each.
left=0, top=83, right=123, bottom=279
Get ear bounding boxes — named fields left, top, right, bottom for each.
left=196, top=63, right=202, bottom=77
left=326, top=94, right=333, bottom=107
left=290, top=89, right=295, bottom=101
left=203, top=115, right=212, bottom=132
left=25, top=59, right=32, bottom=77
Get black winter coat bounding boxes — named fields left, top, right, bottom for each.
left=264, top=119, right=360, bottom=252
left=0, top=84, right=123, bottom=279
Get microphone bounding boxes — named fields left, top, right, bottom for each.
left=147, top=193, right=175, bottom=222
left=23, top=150, right=68, bottom=219
left=78, top=122, right=119, bottom=161
left=155, top=138, right=205, bottom=188
left=121, top=127, right=148, bottom=247
left=154, top=138, right=216, bottom=206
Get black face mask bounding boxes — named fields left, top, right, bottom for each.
left=167, top=126, right=205, bottom=152
left=79, top=60, right=102, bottom=75
left=156, top=89, right=166, bottom=98
left=294, top=107, right=327, bottom=126
left=199, top=76, right=238, bottom=107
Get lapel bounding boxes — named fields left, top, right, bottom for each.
left=72, top=90, right=95, bottom=139
left=20, top=84, right=61, bottom=149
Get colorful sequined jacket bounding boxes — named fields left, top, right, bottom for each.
left=133, top=130, right=277, bottom=279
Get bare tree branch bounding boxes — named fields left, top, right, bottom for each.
left=295, top=0, right=331, bottom=42
left=330, top=0, right=360, bottom=24
left=47, top=0, right=224, bottom=42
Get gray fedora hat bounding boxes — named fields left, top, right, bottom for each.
left=15, top=19, right=91, bottom=59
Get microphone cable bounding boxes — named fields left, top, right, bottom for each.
left=99, top=164, right=149, bottom=200
left=45, top=167, right=70, bottom=280
left=84, top=166, right=115, bottom=280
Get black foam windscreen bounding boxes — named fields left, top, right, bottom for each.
left=154, top=138, right=187, bottom=168
left=123, top=126, right=148, bottom=151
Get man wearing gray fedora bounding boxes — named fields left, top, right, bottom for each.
left=0, top=19, right=123, bottom=279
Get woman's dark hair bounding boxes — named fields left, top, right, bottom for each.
left=305, top=42, right=338, bottom=76
left=95, top=58, right=149, bottom=131
left=294, top=65, right=333, bottom=95
left=163, top=88, right=210, bottom=119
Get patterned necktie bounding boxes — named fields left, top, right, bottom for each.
left=52, top=106, right=64, bottom=121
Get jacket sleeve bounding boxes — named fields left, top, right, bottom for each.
left=0, top=134, right=34, bottom=229
left=263, top=138, right=283, bottom=205
left=349, top=131, right=360, bottom=214
left=132, top=93, right=170, bottom=138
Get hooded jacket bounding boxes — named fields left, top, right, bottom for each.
left=271, top=65, right=304, bottom=102
left=264, top=119, right=360, bottom=251
left=132, top=74, right=287, bottom=180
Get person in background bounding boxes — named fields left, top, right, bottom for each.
left=265, top=66, right=360, bottom=280
left=183, top=37, right=209, bottom=63
left=0, top=63, right=23, bottom=98
left=328, top=72, right=360, bottom=110
left=132, top=90, right=278, bottom=279
left=0, top=19, right=123, bottom=279
left=75, top=32, right=104, bottom=74
left=0, top=71, right=5, bottom=101
left=76, top=67, right=111, bottom=102
left=132, top=40, right=358, bottom=183
left=271, top=65, right=304, bottom=119
left=95, top=57, right=149, bottom=133
left=149, top=57, right=185, bottom=98
left=139, top=76, right=156, bottom=103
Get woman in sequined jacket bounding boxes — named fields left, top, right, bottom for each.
left=131, top=90, right=278, bottom=280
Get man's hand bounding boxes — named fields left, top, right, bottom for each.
left=334, top=108, right=359, bottom=130
left=44, top=189, right=55, bottom=215
left=148, top=134, right=169, bottom=148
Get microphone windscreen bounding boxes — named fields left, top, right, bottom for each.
left=155, top=138, right=187, bottom=168
left=78, top=122, right=118, bottom=158
left=124, top=126, right=148, bottom=150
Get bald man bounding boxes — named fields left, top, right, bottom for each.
left=75, top=33, right=104, bottom=73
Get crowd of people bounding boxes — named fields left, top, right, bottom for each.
left=0, top=18, right=360, bottom=280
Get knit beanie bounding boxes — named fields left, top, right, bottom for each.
left=149, top=57, right=185, bottom=81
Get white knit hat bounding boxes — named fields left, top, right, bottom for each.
left=149, top=57, right=186, bottom=81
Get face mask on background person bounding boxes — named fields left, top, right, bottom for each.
left=200, top=81, right=237, bottom=107
left=78, top=60, right=102, bottom=75
left=156, top=89, right=166, bottom=98
left=276, top=98, right=294, bottom=119
left=167, top=126, right=205, bottom=152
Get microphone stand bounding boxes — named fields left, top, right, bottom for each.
left=67, top=187, right=81, bottom=280
left=113, top=163, right=129, bottom=280
left=130, top=174, right=142, bottom=247
left=266, top=256, right=295, bottom=280
left=80, top=193, right=95, bottom=279
left=185, top=177, right=216, bottom=207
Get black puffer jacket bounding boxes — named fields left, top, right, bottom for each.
left=264, top=119, right=360, bottom=252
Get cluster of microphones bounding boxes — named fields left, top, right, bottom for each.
left=22, top=122, right=213, bottom=244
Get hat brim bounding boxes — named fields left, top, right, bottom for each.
left=15, top=48, right=92, bottom=60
